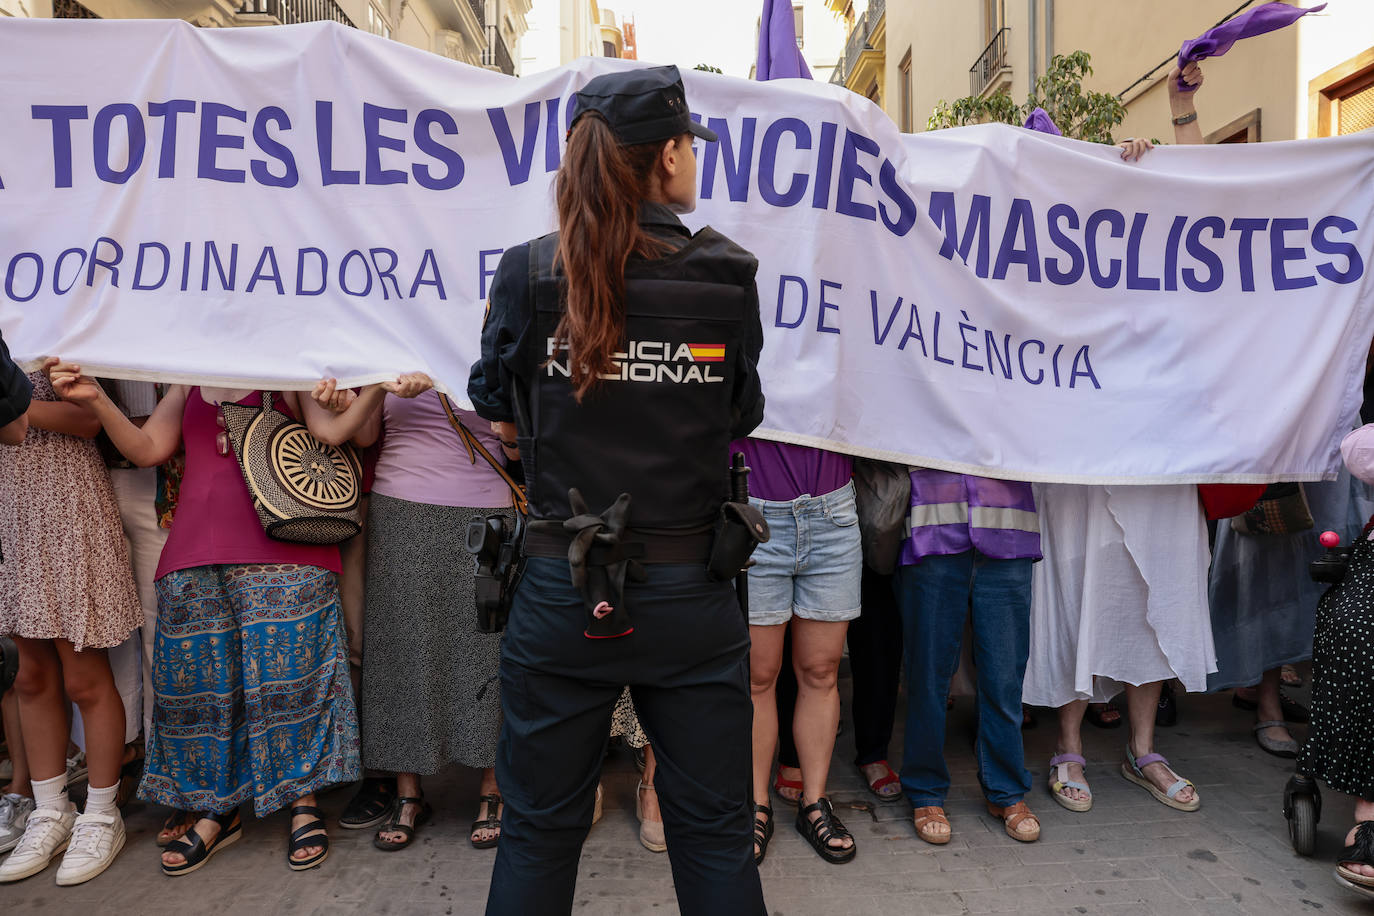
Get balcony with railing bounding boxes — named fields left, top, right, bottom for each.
left=831, top=10, right=866, bottom=85
left=830, top=0, right=887, bottom=88
left=868, top=0, right=884, bottom=29
left=468, top=0, right=484, bottom=27
left=239, top=0, right=354, bottom=27
left=969, top=26, right=1010, bottom=97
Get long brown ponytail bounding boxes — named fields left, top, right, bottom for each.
left=552, top=112, right=669, bottom=400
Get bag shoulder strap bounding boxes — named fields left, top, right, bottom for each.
left=523, top=236, right=555, bottom=440
left=438, top=392, right=528, bottom=515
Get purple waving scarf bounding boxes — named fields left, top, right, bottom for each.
left=1023, top=107, right=1062, bottom=136
left=1177, top=2, right=1325, bottom=91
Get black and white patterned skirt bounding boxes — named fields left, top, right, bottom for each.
left=360, top=493, right=511, bottom=773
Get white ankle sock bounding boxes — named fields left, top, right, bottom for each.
left=84, top=783, right=119, bottom=817
left=31, top=772, right=72, bottom=812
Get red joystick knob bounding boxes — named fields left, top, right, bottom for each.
left=1320, top=531, right=1341, bottom=548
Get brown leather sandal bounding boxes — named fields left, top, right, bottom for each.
left=912, top=806, right=951, bottom=845
left=987, top=800, right=1040, bottom=843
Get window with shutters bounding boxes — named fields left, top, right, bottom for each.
left=984, top=0, right=1004, bottom=44
left=1338, top=76, right=1374, bottom=134
left=366, top=3, right=390, bottom=37
left=1309, top=46, right=1374, bottom=137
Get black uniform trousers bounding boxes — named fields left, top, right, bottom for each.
left=778, top=567, right=904, bottom=769
left=486, top=558, right=766, bottom=916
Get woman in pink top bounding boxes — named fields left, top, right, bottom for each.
left=49, top=363, right=429, bottom=877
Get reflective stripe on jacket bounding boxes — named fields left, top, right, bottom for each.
left=899, top=468, right=1040, bottom=565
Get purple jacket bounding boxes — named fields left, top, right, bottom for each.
left=899, top=469, right=1040, bottom=565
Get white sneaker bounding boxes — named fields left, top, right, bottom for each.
left=0, top=805, right=75, bottom=882
left=0, top=793, right=35, bottom=854
left=55, top=811, right=125, bottom=886
left=66, top=752, right=88, bottom=789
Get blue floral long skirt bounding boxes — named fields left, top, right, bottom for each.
left=138, top=563, right=361, bottom=816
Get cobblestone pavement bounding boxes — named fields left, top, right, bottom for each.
left=5, top=670, right=1373, bottom=915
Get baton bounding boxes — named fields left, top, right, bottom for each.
left=730, top=451, right=751, bottom=621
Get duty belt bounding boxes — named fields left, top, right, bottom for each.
left=524, top=523, right=713, bottom=564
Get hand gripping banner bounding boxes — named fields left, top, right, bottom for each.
left=2, top=20, right=1373, bottom=483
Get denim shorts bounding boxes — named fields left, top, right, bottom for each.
left=746, top=480, right=863, bottom=626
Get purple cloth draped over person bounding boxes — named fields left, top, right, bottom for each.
left=1023, top=107, right=1062, bottom=136
left=1177, top=2, right=1325, bottom=91
left=899, top=469, right=1040, bottom=566
left=755, top=0, right=811, bottom=81
left=731, top=439, right=851, bottom=502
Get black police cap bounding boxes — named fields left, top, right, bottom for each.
left=570, top=64, right=719, bottom=146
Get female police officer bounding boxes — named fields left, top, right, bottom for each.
left=469, top=65, right=767, bottom=914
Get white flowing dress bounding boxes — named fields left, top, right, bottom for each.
left=1023, top=484, right=1216, bottom=707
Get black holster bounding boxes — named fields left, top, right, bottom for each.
left=465, top=512, right=526, bottom=633
left=707, top=499, right=769, bottom=582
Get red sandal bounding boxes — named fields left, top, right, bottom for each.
left=861, top=760, right=902, bottom=800
left=772, top=766, right=803, bottom=805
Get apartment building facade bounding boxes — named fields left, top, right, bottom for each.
left=831, top=0, right=1374, bottom=142
left=0, top=0, right=530, bottom=74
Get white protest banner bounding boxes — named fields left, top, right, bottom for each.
left=2, top=19, right=1372, bottom=483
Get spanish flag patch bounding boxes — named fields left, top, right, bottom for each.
left=687, top=343, right=726, bottom=362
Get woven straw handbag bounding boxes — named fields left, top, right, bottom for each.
left=219, top=391, right=363, bottom=544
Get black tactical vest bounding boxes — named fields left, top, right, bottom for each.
left=513, top=228, right=760, bottom=530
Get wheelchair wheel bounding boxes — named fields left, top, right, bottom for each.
left=1290, top=793, right=1318, bottom=856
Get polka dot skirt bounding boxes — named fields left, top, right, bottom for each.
left=1299, top=534, right=1374, bottom=800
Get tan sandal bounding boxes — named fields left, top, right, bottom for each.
left=987, top=800, right=1040, bottom=843
left=912, top=806, right=951, bottom=845
left=1121, top=748, right=1200, bottom=812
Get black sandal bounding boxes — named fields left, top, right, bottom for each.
left=1086, top=701, right=1123, bottom=729
left=796, top=797, right=856, bottom=864
left=156, top=808, right=200, bottom=848
left=374, top=796, right=433, bottom=852
left=752, top=804, right=774, bottom=866
left=469, top=793, right=502, bottom=849
left=287, top=804, right=330, bottom=871
left=1337, top=822, right=1374, bottom=896
left=161, top=808, right=242, bottom=876
left=340, top=777, right=396, bottom=830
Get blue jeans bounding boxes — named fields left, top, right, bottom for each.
left=895, top=551, right=1032, bottom=808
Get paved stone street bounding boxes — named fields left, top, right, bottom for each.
left=6, top=668, right=1374, bottom=915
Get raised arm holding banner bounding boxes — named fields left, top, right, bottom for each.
left=1, top=19, right=1372, bottom=484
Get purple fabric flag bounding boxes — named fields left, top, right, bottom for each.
left=755, top=0, right=812, bottom=81
left=1023, top=107, right=1062, bottom=136
left=1177, top=2, right=1325, bottom=91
